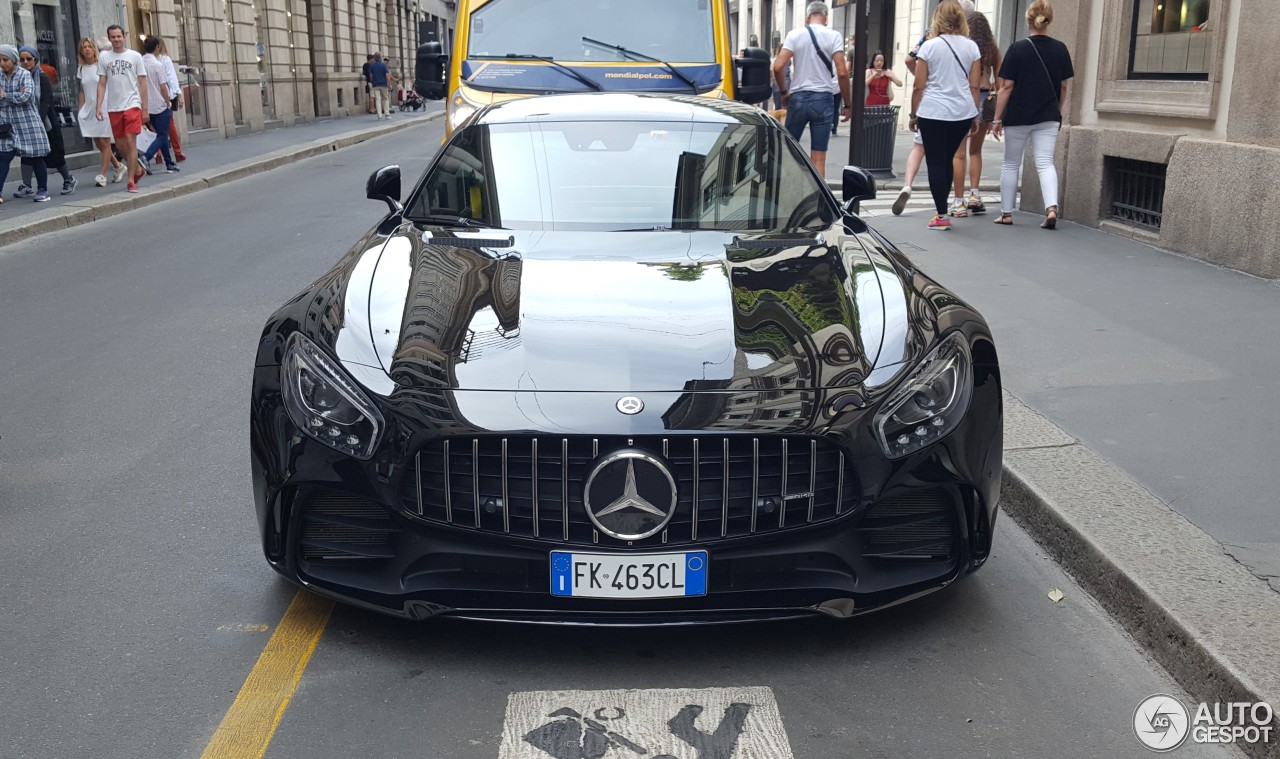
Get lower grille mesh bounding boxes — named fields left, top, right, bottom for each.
left=298, top=489, right=398, bottom=561
left=856, top=489, right=958, bottom=562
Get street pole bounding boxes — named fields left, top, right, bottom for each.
left=847, top=0, right=868, bottom=168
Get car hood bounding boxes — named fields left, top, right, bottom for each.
left=332, top=224, right=889, bottom=396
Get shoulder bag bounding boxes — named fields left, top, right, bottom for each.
left=805, top=25, right=835, bottom=77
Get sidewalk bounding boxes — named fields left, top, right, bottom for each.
left=0, top=104, right=444, bottom=247
left=822, top=123, right=1006, bottom=189
left=870, top=208, right=1280, bottom=758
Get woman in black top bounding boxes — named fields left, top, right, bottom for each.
left=990, top=0, right=1074, bottom=228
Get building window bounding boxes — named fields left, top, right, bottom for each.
left=1129, top=0, right=1213, bottom=79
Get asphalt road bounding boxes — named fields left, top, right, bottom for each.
left=0, top=120, right=1241, bottom=759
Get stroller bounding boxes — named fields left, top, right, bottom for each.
left=399, top=89, right=425, bottom=112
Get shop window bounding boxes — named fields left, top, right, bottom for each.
left=1129, top=0, right=1212, bottom=79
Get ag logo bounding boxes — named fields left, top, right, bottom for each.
left=1134, top=694, right=1190, bottom=752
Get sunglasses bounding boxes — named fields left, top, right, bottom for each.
left=18, top=56, right=34, bottom=62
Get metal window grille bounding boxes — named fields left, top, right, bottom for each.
left=1109, top=157, right=1167, bottom=231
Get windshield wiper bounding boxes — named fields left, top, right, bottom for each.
left=581, top=36, right=699, bottom=94
left=409, top=214, right=505, bottom=230
left=500, top=53, right=603, bottom=92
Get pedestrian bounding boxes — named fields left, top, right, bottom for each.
left=949, top=10, right=1001, bottom=217
left=990, top=0, right=1073, bottom=229
left=0, top=44, right=51, bottom=204
left=139, top=37, right=177, bottom=173
left=77, top=37, right=126, bottom=186
left=772, top=1, right=852, bottom=178
left=769, top=44, right=790, bottom=111
left=865, top=51, right=901, bottom=105
left=156, top=37, right=187, bottom=162
left=831, top=39, right=846, bottom=136
left=908, top=0, right=981, bottom=231
left=893, top=0, right=972, bottom=216
left=362, top=54, right=374, bottom=113
left=96, top=24, right=149, bottom=193
left=14, top=46, right=76, bottom=197
left=369, top=51, right=391, bottom=120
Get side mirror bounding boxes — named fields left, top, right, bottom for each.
left=733, top=47, right=771, bottom=104
left=366, top=165, right=402, bottom=214
left=841, top=166, right=877, bottom=206
left=415, top=41, right=448, bottom=100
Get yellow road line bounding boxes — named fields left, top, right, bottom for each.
left=200, top=590, right=334, bottom=759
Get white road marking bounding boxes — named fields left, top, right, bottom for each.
left=499, top=686, right=794, bottom=759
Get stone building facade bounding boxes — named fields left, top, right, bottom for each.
left=2, top=0, right=455, bottom=152
left=1029, top=0, right=1277, bottom=279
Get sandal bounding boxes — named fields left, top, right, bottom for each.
left=993, top=213, right=1012, bottom=225
left=1041, top=205, right=1058, bottom=230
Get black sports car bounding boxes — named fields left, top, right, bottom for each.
left=250, top=93, right=1002, bottom=624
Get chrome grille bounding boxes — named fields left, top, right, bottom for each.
left=407, top=436, right=857, bottom=547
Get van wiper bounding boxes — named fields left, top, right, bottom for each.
left=409, top=214, right=505, bottom=230
left=581, top=36, right=699, bottom=94
left=502, top=54, right=603, bottom=92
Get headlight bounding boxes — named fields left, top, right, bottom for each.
left=447, top=87, right=481, bottom=131
left=873, top=332, right=973, bottom=458
left=280, top=333, right=385, bottom=459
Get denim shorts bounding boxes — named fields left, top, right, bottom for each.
left=785, top=90, right=835, bottom=152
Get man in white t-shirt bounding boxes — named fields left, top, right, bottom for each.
left=96, top=24, right=148, bottom=193
left=771, top=2, right=852, bottom=177
left=141, top=37, right=177, bottom=172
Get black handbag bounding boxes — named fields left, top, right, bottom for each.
left=0, top=122, right=12, bottom=139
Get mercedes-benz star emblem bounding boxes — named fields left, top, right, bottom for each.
left=615, top=396, right=644, bottom=415
left=583, top=450, right=678, bottom=540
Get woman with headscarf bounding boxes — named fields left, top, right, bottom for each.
left=0, top=44, right=50, bottom=203
left=14, top=45, right=75, bottom=197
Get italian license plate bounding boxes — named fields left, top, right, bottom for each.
left=550, top=551, right=708, bottom=599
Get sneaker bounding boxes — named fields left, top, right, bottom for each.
left=61, top=176, right=77, bottom=195
left=126, top=182, right=138, bottom=193
left=165, top=164, right=180, bottom=173
left=95, top=174, right=108, bottom=187
left=13, top=184, right=33, bottom=199
left=33, top=190, right=50, bottom=202
left=142, top=164, right=154, bottom=176
left=891, top=186, right=911, bottom=216
left=928, top=214, right=952, bottom=231
left=950, top=198, right=969, bottom=218
left=112, top=165, right=127, bottom=183
left=966, top=189, right=986, bottom=215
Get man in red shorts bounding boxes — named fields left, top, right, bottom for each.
left=95, top=25, right=148, bottom=192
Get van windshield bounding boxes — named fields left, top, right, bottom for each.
left=407, top=120, right=837, bottom=233
left=468, top=0, right=717, bottom=63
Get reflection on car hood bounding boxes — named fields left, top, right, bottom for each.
left=336, top=224, right=888, bottom=395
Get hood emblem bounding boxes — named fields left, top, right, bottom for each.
left=583, top=451, right=678, bottom=540
left=616, top=396, right=644, bottom=415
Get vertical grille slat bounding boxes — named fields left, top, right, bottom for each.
left=750, top=437, right=759, bottom=533
left=412, top=435, right=857, bottom=547
left=531, top=439, right=539, bottom=538
left=443, top=440, right=452, bottom=522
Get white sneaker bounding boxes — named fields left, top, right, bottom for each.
left=95, top=174, right=107, bottom=187
left=892, top=186, right=911, bottom=216
left=112, top=164, right=127, bottom=183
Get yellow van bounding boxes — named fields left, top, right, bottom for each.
left=443, top=0, right=769, bottom=133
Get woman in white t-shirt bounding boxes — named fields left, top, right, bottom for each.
left=908, top=0, right=981, bottom=231
left=76, top=37, right=125, bottom=186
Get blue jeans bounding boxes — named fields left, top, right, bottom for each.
left=142, top=108, right=175, bottom=167
left=784, top=90, right=835, bottom=152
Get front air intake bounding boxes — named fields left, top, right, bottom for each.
left=297, top=489, right=398, bottom=561
left=855, top=488, right=958, bottom=563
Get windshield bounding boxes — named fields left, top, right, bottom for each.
left=468, top=0, right=717, bottom=63
left=407, top=120, right=837, bottom=233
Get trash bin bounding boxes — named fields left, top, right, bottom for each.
left=861, top=105, right=899, bottom=179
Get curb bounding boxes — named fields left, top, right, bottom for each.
left=0, top=111, right=445, bottom=249
left=999, top=391, right=1280, bottom=759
